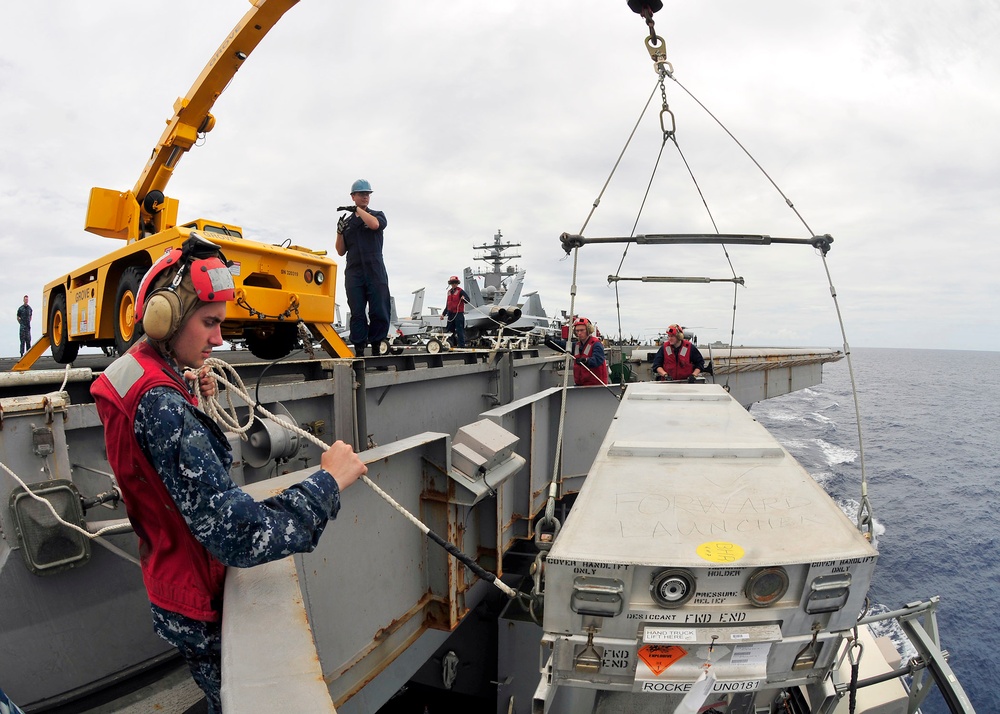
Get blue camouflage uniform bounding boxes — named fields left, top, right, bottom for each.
left=16, top=303, right=31, bottom=357
left=134, top=360, right=344, bottom=713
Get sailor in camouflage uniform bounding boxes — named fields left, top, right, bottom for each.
left=16, top=295, right=31, bottom=357
left=91, top=236, right=366, bottom=712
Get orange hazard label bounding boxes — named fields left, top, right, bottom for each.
left=637, top=644, right=687, bottom=675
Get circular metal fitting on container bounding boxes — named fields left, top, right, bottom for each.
left=745, top=566, right=789, bottom=607
left=650, top=569, right=696, bottom=608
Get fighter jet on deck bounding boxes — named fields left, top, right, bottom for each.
left=457, top=268, right=560, bottom=342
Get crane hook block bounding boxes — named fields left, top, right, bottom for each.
left=627, top=1, right=663, bottom=14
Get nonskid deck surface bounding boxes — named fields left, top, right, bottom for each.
left=47, top=660, right=205, bottom=714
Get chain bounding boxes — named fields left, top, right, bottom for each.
left=629, top=2, right=664, bottom=47
left=297, top=321, right=316, bottom=359
left=658, top=68, right=675, bottom=141
left=235, top=294, right=299, bottom=321
left=640, top=21, right=676, bottom=142
left=289, top=304, right=317, bottom=359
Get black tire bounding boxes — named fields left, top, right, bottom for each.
left=373, top=339, right=390, bottom=356
left=245, top=322, right=298, bottom=360
left=49, top=292, right=79, bottom=364
left=426, top=338, right=442, bottom=354
left=114, top=266, right=147, bottom=355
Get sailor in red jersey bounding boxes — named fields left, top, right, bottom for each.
left=91, top=236, right=366, bottom=712
left=442, top=275, right=471, bottom=347
left=571, top=317, right=609, bottom=386
left=653, top=323, right=705, bottom=381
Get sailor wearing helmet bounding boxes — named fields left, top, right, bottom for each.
left=570, top=317, right=608, bottom=386
left=91, top=235, right=367, bottom=712
left=441, top=275, right=471, bottom=347
left=652, top=323, right=705, bottom=381
left=335, top=178, right=390, bottom=356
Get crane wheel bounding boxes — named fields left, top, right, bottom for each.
left=114, top=266, right=147, bottom=355
left=48, top=293, right=79, bottom=364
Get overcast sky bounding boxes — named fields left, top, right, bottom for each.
left=2, top=0, right=998, bottom=359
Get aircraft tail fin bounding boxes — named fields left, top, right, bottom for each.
left=522, top=291, right=546, bottom=318
left=410, top=288, right=425, bottom=319
left=463, top=267, right=485, bottom=307
left=499, top=270, right=525, bottom=307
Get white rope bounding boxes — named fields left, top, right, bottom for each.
left=0, top=460, right=132, bottom=539
left=194, top=358, right=256, bottom=437
left=197, top=358, right=425, bottom=528
left=58, top=363, right=71, bottom=393
left=195, top=358, right=519, bottom=599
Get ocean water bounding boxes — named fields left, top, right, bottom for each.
left=751, top=347, right=999, bottom=713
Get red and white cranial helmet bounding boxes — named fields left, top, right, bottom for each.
left=136, top=234, right=235, bottom=342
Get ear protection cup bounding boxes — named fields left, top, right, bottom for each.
left=573, top=318, right=595, bottom=336
left=135, top=235, right=235, bottom=344
left=142, top=289, right=184, bottom=341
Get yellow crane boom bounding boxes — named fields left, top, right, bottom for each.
left=85, top=0, right=300, bottom=242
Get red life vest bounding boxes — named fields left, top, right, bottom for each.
left=91, top=340, right=226, bottom=622
left=445, top=286, right=466, bottom=314
left=661, top=340, right=695, bottom=380
left=573, top=336, right=609, bottom=386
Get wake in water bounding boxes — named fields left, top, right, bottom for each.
left=751, top=348, right=1000, bottom=713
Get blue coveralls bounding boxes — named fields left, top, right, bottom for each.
left=16, top=304, right=31, bottom=357
left=340, top=209, right=390, bottom=352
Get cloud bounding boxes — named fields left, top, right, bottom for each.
left=1, top=0, right=998, bottom=359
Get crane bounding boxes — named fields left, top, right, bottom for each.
left=15, top=0, right=352, bottom=370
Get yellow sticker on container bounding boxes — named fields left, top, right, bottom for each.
left=696, top=541, right=745, bottom=563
